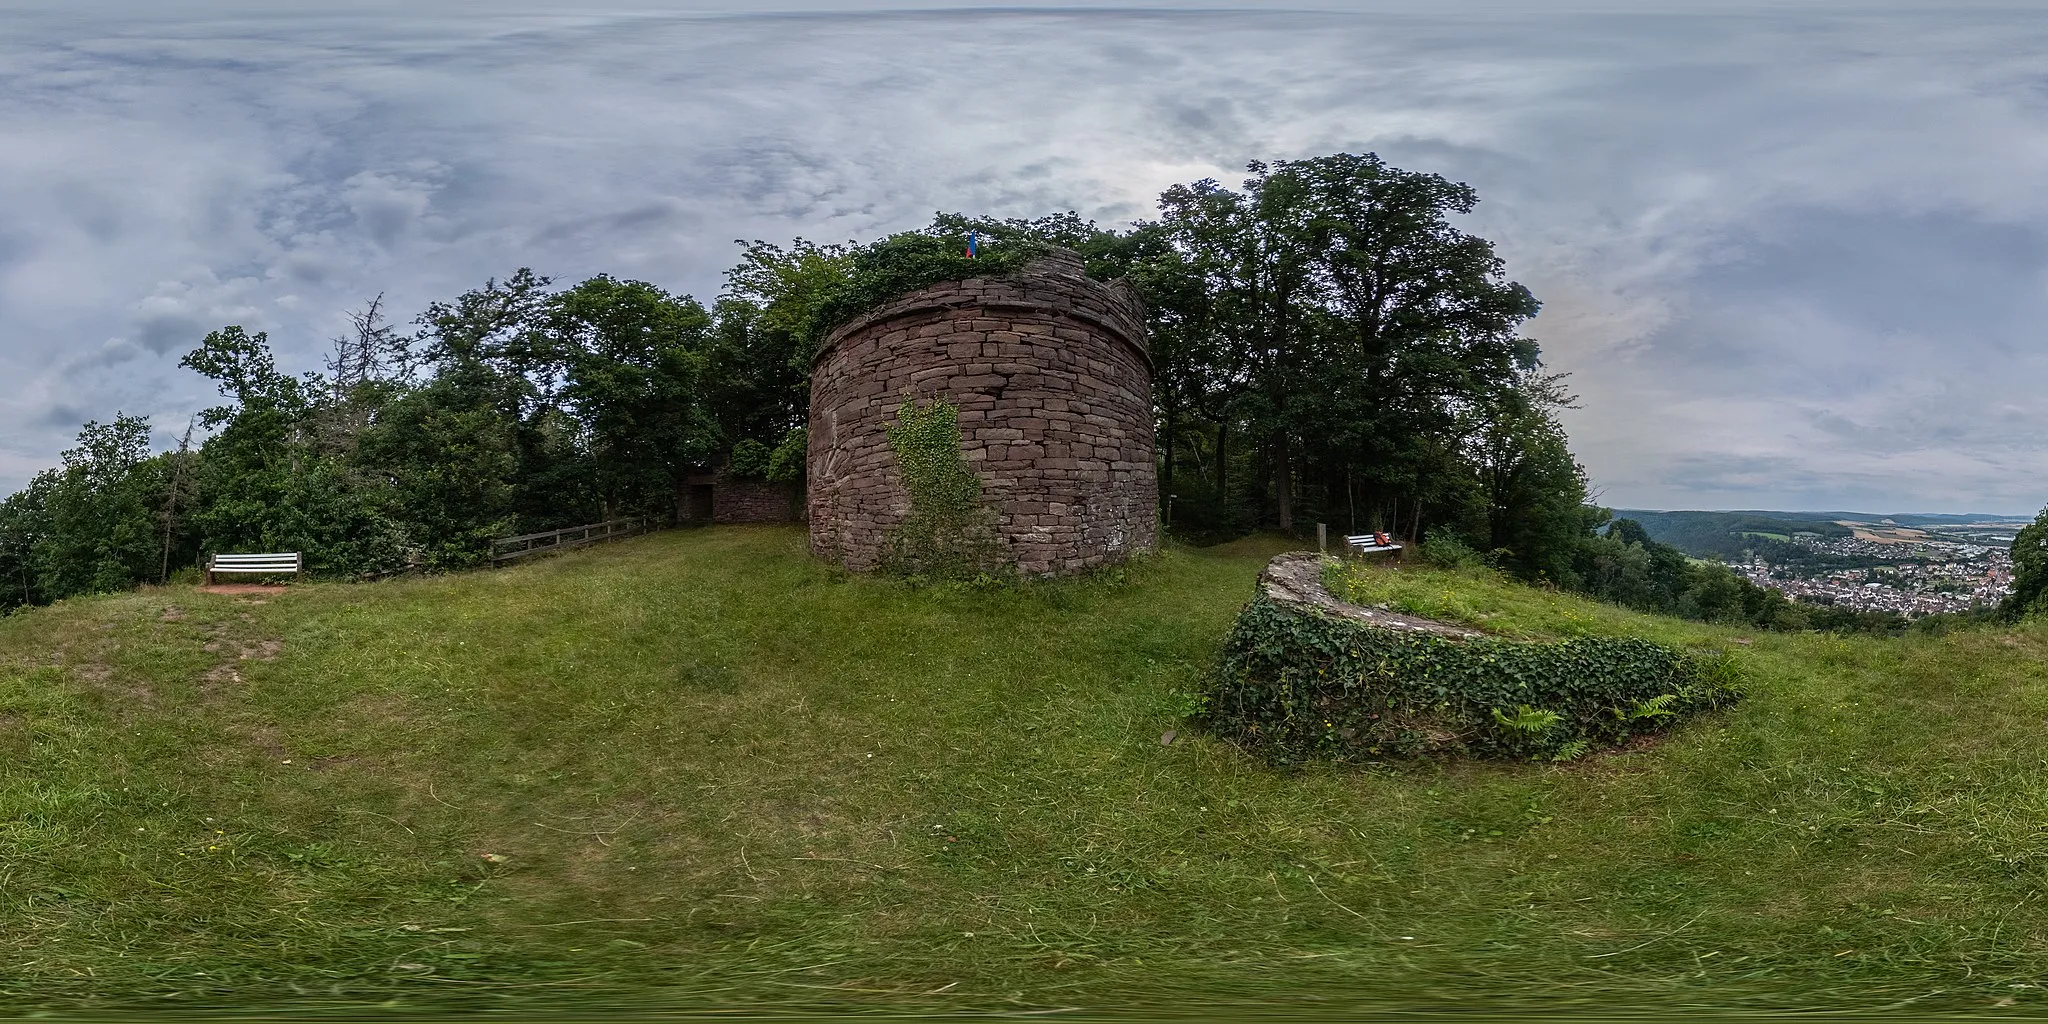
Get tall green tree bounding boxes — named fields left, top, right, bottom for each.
left=401, top=269, right=600, bottom=549
left=547, top=276, right=722, bottom=519
left=352, top=378, right=520, bottom=566
left=1463, top=385, right=1593, bottom=585
left=1290, top=153, right=1541, bottom=534
left=1144, top=154, right=1543, bottom=541
left=2006, top=504, right=2048, bottom=619
left=180, top=326, right=314, bottom=554
left=0, top=472, right=54, bottom=609
left=181, top=326, right=409, bottom=572
left=37, top=415, right=165, bottom=597
left=1151, top=165, right=1323, bottom=531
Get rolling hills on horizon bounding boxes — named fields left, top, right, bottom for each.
left=1610, top=508, right=2031, bottom=560
left=1614, top=509, right=2034, bottom=527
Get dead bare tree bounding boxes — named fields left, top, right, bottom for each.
left=319, top=294, right=418, bottom=454
left=325, top=293, right=397, bottom=390
left=159, top=419, right=196, bottom=583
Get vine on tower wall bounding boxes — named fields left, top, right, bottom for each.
left=881, top=398, right=1005, bottom=578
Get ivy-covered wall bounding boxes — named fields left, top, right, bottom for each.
left=1204, top=555, right=1741, bottom=763
left=878, top=398, right=1005, bottom=575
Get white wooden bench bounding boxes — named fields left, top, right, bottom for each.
left=1344, top=531, right=1404, bottom=556
left=205, top=552, right=303, bottom=586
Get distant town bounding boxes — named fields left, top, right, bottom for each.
left=1723, top=520, right=2018, bottom=618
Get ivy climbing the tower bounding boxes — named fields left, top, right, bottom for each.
left=881, top=397, right=1005, bottom=578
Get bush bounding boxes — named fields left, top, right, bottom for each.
left=1203, top=595, right=1739, bottom=764
left=1421, top=532, right=1488, bottom=570
left=2005, top=505, right=2048, bottom=620
left=764, top=428, right=806, bottom=484
left=727, top=438, right=773, bottom=478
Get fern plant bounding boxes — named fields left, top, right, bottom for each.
left=1491, top=705, right=1563, bottom=733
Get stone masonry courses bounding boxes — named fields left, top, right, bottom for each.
left=806, top=249, right=1158, bottom=576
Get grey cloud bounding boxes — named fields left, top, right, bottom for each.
left=0, top=3, right=2045, bottom=515
left=1560, top=203, right=2048, bottom=501
left=36, top=403, right=91, bottom=429
left=1702, top=211, right=2048, bottom=345
left=56, top=338, right=149, bottom=375
left=136, top=315, right=209, bottom=356
left=343, top=168, right=445, bottom=249
left=1805, top=410, right=1872, bottom=443
left=604, top=200, right=694, bottom=232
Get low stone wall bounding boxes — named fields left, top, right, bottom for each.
left=1203, top=553, right=1739, bottom=763
left=714, top=476, right=800, bottom=524
left=1258, top=552, right=1481, bottom=638
left=681, top=470, right=802, bottom=525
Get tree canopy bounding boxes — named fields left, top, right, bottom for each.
left=2, top=150, right=2020, bottom=632
left=2006, top=508, right=2048, bottom=619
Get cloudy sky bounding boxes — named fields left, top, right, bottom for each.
left=4, top=1, right=2045, bottom=513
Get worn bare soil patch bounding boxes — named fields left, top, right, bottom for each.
left=197, top=583, right=293, bottom=596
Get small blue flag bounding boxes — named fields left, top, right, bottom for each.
left=966, top=231, right=978, bottom=259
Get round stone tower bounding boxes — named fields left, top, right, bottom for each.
left=807, top=250, right=1157, bottom=576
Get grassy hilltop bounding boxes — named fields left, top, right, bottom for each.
left=5, top=527, right=2048, bottom=1015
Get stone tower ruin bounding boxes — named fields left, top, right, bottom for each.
left=807, top=250, right=1157, bottom=576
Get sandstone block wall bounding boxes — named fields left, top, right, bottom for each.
left=807, top=249, right=1157, bottom=576
left=714, top=476, right=801, bottom=524
left=680, top=469, right=802, bottom=525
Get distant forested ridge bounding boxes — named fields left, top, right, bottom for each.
left=1612, top=510, right=1854, bottom=559
left=1551, top=517, right=1941, bottom=635
left=1618, top=508, right=2035, bottom=560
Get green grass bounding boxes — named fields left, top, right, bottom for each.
left=1328, top=558, right=1725, bottom=645
left=5, top=527, right=2048, bottom=1015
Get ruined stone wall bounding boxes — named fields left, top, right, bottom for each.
left=679, top=470, right=802, bottom=525
left=807, top=250, right=1156, bottom=576
left=713, top=474, right=801, bottom=524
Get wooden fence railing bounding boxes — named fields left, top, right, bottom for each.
left=489, top=518, right=647, bottom=562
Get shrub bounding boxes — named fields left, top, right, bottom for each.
left=1203, top=594, right=1740, bottom=764
left=2005, top=505, right=2048, bottom=620
left=764, top=428, right=807, bottom=485
left=725, top=429, right=806, bottom=484
left=1421, top=532, right=1488, bottom=570
left=727, top=438, right=773, bottom=478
